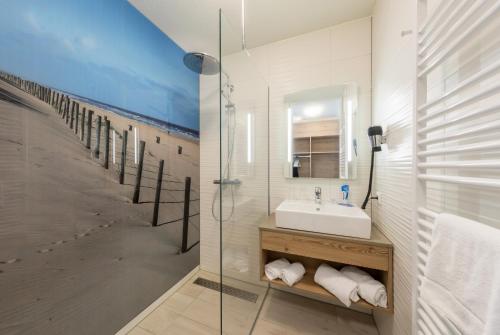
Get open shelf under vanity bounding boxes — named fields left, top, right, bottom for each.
left=259, top=214, right=394, bottom=313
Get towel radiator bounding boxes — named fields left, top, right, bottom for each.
left=415, top=0, right=500, bottom=334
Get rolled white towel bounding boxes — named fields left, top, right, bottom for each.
left=264, top=258, right=290, bottom=280
left=340, top=266, right=387, bottom=308
left=281, top=262, right=306, bottom=287
left=314, top=264, right=360, bottom=307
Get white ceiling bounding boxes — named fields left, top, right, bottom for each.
left=129, top=0, right=374, bottom=56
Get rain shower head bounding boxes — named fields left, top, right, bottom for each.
left=183, top=52, right=220, bottom=75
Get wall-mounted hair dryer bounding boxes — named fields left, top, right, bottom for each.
left=361, top=126, right=385, bottom=210
left=368, top=126, right=384, bottom=152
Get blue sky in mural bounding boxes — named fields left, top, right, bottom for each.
left=0, top=0, right=200, bottom=135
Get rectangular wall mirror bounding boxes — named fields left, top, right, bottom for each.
left=285, top=84, right=359, bottom=179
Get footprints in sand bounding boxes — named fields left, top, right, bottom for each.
left=0, top=221, right=115, bottom=274
left=7, top=258, right=20, bottom=264
left=0, top=258, right=21, bottom=265
left=0, top=258, right=21, bottom=273
left=74, top=232, right=90, bottom=239
left=48, top=221, right=114, bottom=250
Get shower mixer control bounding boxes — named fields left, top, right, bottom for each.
left=213, top=179, right=241, bottom=185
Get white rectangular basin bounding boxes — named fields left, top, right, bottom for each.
left=275, top=200, right=371, bottom=239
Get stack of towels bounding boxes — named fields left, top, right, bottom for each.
left=264, top=258, right=387, bottom=309
left=314, top=263, right=387, bottom=308
left=264, top=258, right=305, bottom=287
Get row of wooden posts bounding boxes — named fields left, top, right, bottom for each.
left=0, top=72, right=198, bottom=253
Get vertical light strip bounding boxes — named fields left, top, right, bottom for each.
left=347, top=100, right=353, bottom=162
left=134, top=127, right=138, bottom=164
left=287, top=108, right=292, bottom=163
left=112, top=130, right=116, bottom=164
left=247, top=113, right=252, bottom=163
left=241, top=0, right=246, bottom=50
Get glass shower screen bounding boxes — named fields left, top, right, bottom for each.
left=219, top=9, right=270, bottom=335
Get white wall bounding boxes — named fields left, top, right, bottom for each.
left=371, top=0, right=416, bottom=334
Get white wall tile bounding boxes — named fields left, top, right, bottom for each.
left=331, top=18, right=372, bottom=61
left=371, top=1, right=416, bottom=334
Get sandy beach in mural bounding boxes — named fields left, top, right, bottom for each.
left=67, top=91, right=201, bottom=192
left=0, top=79, right=200, bottom=335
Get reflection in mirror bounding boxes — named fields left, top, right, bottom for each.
left=285, top=84, right=358, bottom=179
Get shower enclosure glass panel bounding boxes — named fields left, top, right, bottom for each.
left=219, top=10, right=269, bottom=335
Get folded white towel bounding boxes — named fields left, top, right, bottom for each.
left=420, top=213, right=500, bottom=335
left=314, top=263, right=360, bottom=307
left=264, top=258, right=290, bottom=280
left=340, top=266, right=387, bottom=308
left=281, top=262, right=305, bottom=287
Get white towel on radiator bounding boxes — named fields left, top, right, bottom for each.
left=420, top=213, right=500, bottom=335
left=264, top=258, right=290, bottom=280
left=340, top=266, right=387, bottom=308
left=485, top=283, right=500, bottom=334
left=281, top=262, right=305, bottom=287
left=314, top=263, right=359, bottom=307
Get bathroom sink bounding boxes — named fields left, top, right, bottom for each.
left=275, top=200, right=371, bottom=239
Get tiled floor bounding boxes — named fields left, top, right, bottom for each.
left=126, top=271, right=378, bottom=335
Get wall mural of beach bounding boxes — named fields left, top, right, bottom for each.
left=0, top=2, right=202, bottom=333
left=0, top=0, right=200, bottom=138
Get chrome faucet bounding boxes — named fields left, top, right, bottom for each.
left=314, top=187, right=322, bottom=205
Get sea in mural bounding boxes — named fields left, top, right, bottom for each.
left=0, top=0, right=200, bottom=138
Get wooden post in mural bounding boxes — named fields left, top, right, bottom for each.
left=119, top=130, right=128, bottom=184
left=65, top=97, right=70, bottom=124
left=104, top=119, right=110, bottom=169
left=58, top=95, right=64, bottom=114
left=80, top=108, right=86, bottom=141
left=70, top=101, right=75, bottom=129
left=152, top=159, right=164, bottom=227
left=132, top=141, right=146, bottom=204
left=94, top=115, right=102, bottom=158
left=86, top=110, right=93, bottom=149
left=181, top=177, right=192, bottom=253
left=75, top=103, right=79, bottom=134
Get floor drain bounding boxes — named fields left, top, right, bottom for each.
left=193, top=277, right=258, bottom=303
